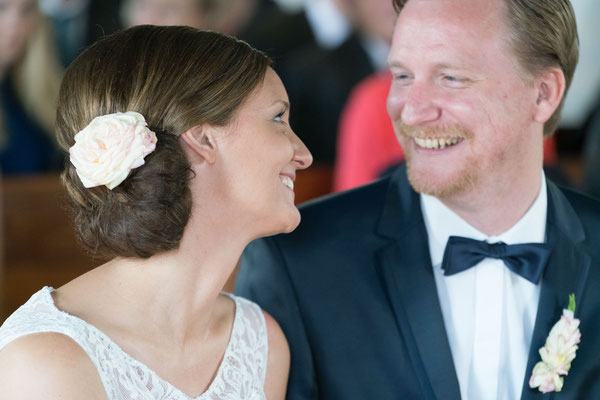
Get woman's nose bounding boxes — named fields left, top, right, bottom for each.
left=291, top=132, right=313, bottom=170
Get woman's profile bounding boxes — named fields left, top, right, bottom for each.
left=0, top=24, right=312, bottom=399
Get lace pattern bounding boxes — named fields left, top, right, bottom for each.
left=0, top=287, right=268, bottom=400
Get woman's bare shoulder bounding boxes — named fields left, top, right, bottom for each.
left=0, top=332, right=107, bottom=399
left=262, top=310, right=290, bottom=400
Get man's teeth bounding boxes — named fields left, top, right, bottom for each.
left=281, top=176, right=294, bottom=191
left=414, top=137, right=461, bottom=149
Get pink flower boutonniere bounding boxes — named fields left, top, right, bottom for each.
left=529, top=294, right=581, bottom=393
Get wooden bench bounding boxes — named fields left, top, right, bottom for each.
left=1, top=174, right=98, bottom=320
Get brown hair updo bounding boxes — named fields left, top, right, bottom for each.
left=56, top=25, right=270, bottom=259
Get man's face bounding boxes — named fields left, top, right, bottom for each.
left=387, top=0, right=542, bottom=200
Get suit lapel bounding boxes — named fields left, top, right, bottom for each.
left=520, top=181, right=591, bottom=399
left=374, top=167, right=461, bottom=400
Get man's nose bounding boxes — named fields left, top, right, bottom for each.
left=399, top=83, right=441, bottom=126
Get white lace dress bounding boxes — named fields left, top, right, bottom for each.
left=0, top=287, right=268, bottom=400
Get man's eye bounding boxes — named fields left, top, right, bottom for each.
left=274, top=111, right=286, bottom=123
left=441, top=75, right=471, bottom=88
left=444, top=75, right=470, bottom=84
left=392, top=73, right=412, bottom=87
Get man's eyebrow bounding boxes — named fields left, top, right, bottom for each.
left=435, top=62, right=468, bottom=70
left=388, top=60, right=407, bottom=69
left=271, top=100, right=290, bottom=110
left=387, top=60, right=469, bottom=71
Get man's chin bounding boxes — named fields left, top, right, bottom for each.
left=406, top=166, right=478, bottom=199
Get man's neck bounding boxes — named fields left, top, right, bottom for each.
left=439, top=169, right=544, bottom=237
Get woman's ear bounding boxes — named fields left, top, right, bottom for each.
left=533, top=66, right=566, bottom=125
left=181, top=125, right=217, bottom=164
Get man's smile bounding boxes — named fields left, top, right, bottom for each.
left=413, top=136, right=464, bottom=150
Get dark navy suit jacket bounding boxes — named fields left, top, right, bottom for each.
left=235, top=166, right=600, bottom=399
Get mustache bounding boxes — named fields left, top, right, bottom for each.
left=397, top=123, right=474, bottom=140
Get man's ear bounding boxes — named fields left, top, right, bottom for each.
left=533, top=66, right=566, bottom=124
left=181, top=125, right=217, bottom=164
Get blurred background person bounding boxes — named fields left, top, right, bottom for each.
left=244, top=0, right=350, bottom=76
left=568, top=0, right=600, bottom=199
left=121, top=0, right=275, bottom=36
left=582, top=103, right=600, bottom=199
left=40, top=0, right=122, bottom=67
left=280, top=0, right=395, bottom=169
left=121, top=0, right=214, bottom=29
left=208, top=0, right=274, bottom=37
left=1, top=0, right=63, bottom=175
left=333, top=71, right=402, bottom=192
left=555, top=0, right=600, bottom=155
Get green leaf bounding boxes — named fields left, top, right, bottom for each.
left=568, top=293, right=576, bottom=313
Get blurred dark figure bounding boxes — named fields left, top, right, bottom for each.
left=264, top=0, right=396, bottom=164
left=554, top=0, right=600, bottom=186
left=582, top=101, right=600, bottom=199
left=40, top=0, right=122, bottom=67
left=1, top=0, right=63, bottom=175
left=243, top=0, right=350, bottom=75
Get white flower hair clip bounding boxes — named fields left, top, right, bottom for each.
left=529, top=294, right=581, bottom=393
left=69, top=111, right=158, bottom=190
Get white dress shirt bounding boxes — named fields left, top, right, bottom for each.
left=421, top=173, right=547, bottom=400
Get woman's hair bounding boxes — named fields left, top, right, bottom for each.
left=56, top=25, right=271, bottom=259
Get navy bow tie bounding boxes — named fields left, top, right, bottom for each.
left=441, top=236, right=552, bottom=284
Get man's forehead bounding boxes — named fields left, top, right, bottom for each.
left=399, top=0, right=501, bottom=25
left=394, top=0, right=505, bottom=45
left=389, top=0, right=513, bottom=71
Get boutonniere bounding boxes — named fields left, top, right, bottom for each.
left=529, top=294, right=581, bottom=393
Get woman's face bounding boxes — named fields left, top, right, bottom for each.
left=216, top=68, right=313, bottom=237
left=0, top=0, right=38, bottom=71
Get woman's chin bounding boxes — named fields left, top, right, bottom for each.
left=262, top=209, right=301, bottom=237
left=278, top=209, right=301, bottom=234
left=281, top=219, right=300, bottom=234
